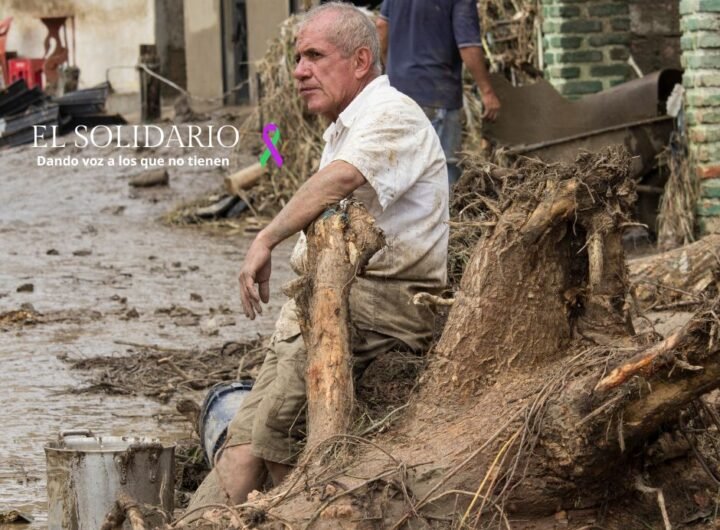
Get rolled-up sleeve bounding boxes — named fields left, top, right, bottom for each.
left=453, top=0, right=482, bottom=48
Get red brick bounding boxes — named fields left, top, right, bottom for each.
left=696, top=164, right=720, bottom=178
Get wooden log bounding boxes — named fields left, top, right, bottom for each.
left=292, top=202, right=384, bottom=451
left=628, top=234, right=720, bottom=310
left=223, top=162, right=267, bottom=196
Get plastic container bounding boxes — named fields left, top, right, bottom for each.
left=199, top=381, right=253, bottom=466
left=44, top=430, right=175, bottom=530
left=8, top=58, right=44, bottom=89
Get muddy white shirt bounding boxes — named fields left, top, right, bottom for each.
left=291, top=75, right=449, bottom=288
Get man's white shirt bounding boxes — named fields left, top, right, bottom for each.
left=291, top=75, right=449, bottom=288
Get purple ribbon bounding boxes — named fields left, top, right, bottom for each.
left=259, top=122, right=283, bottom=168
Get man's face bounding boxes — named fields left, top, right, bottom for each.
left=294, top=15, right=360, bottom=121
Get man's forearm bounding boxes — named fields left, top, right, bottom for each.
left=256, top=160, right=366, bottom=250
left=459, top=46, right=494, bottom=95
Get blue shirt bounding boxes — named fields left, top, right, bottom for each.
left=379, top=0, right=483, bottom=110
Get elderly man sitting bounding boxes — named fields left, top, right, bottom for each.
left=187, top=1, right=448, bottom=509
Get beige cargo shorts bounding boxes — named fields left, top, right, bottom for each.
left=224, top=277, right=437, bottom=464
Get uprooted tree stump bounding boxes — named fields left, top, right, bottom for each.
left=186, top=147, right=720, bottom=529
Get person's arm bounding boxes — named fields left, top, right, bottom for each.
left=459, top=46, right=500, bottom=121
left=376, top=17, right=388, bottom=67
left=238, top=160, right=366, bottom=320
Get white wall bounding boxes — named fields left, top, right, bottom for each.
left=182, top=0, right=223, bottom=101
left=1, top=0, right=155, bottom=93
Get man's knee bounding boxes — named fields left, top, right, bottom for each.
left=217, top=443, right=261, bottom=474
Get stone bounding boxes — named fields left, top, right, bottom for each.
left=610, top=47, right=631, bottom=60
left=681, top=13, right=720, bottom=32
left=548, top=65, right=581, bottom=79
left=701, top=178, right=720, bottom=197
left=683, top=50, right=720, bottom=69
left=689, top=125, right=720, bottom=143
left=543, top=4, right=581, bottom=17
left=684, top=70, right=720, bottom=88
left=560, top=19, right=603, bottom=33
left=589, top=64, right=632, bottom=77
left=545, top=35, right=584, bottom=49
left=559, top=80, right=603, bottom=96
left=589, top=3, right=629, bottom=17
left=690, top=142, right=720, bottom=162
left=686, top=108, right=720, bottom=125
left=697, top=198, right=720, bottom=216
left=556, top=50, right=604, bottom=63
left=685, top=87, right=720, bottom=107
left=588, top=33, right=631, bottom=47
left=696, top=164, right=720, bottom=178
left=610, top=17, right=631, bottom=31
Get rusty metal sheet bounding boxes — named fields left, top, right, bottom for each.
left=484, top=69, right=682, bottom=147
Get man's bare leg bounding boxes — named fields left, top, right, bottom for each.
left=266, top=460, right=292, bottom=486
left=215, top=444, right=266, bottom=503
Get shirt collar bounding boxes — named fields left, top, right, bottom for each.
left=322, top=75, right=389, bottom=142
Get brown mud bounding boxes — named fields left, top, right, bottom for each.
left=0, top=115, right=295, bottom=528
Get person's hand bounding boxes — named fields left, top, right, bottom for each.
left=481, top=89, right=501, bottom=121
left=238, top=237, right=272, bottom=320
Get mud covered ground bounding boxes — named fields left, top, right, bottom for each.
left=0, top=113, right=295, bottom=528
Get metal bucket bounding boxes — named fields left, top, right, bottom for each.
left=44, top=430, right=175, bottom=530
left=199, top=381, right=253, bottom=466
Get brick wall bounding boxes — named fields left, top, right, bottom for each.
left=542, top=0, right=633, bottom=97
left=681, top=0, right=720, bottom=232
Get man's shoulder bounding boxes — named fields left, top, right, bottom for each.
left=362, top=84, right=430, bottom=129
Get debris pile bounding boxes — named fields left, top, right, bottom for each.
left=478, top=0, right=541, bottom=80
left=58, top=338, right=268, bottom=403
left=0, top=79, right=125, bottom=148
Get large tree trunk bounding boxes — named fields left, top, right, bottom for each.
left=185, top=149, right=720, bottom=529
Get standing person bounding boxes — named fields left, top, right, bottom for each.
left=184, top=2, right=448, bottom=514
left=376, top=0, right=501, bottom=184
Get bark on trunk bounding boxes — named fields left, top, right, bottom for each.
left=289, top=202, right=384, bottom=451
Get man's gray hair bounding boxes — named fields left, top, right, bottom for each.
left=298, top=2, right=381, bottom=74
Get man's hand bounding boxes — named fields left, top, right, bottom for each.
left=235, top=160, right=366, bottom=320
left=459, top=46, right=501, bottom=122
left=238, top=237, right=272, bottom=320
left=481, top=89, right=501, bottom=121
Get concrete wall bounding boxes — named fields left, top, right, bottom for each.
left=542, top=0, right=633, bottom=97
left=1, top=0, right=155, bottom=93
left=182, top=0, right=223, bottom=101
left=246, top=0, right=290, bottom=103
left=630, top=0, right=681, bottom=74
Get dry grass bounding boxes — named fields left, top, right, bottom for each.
left=58, top=338, right=268, bottom=403
left=657, top=133, right=698, bottom=250
left=478, top=0, right=542, bottom=80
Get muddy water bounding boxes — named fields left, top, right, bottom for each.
left=0, top=122, right=293, bottom=527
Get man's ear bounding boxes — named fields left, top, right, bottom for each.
left=354, top=47, right=373, bottom=79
